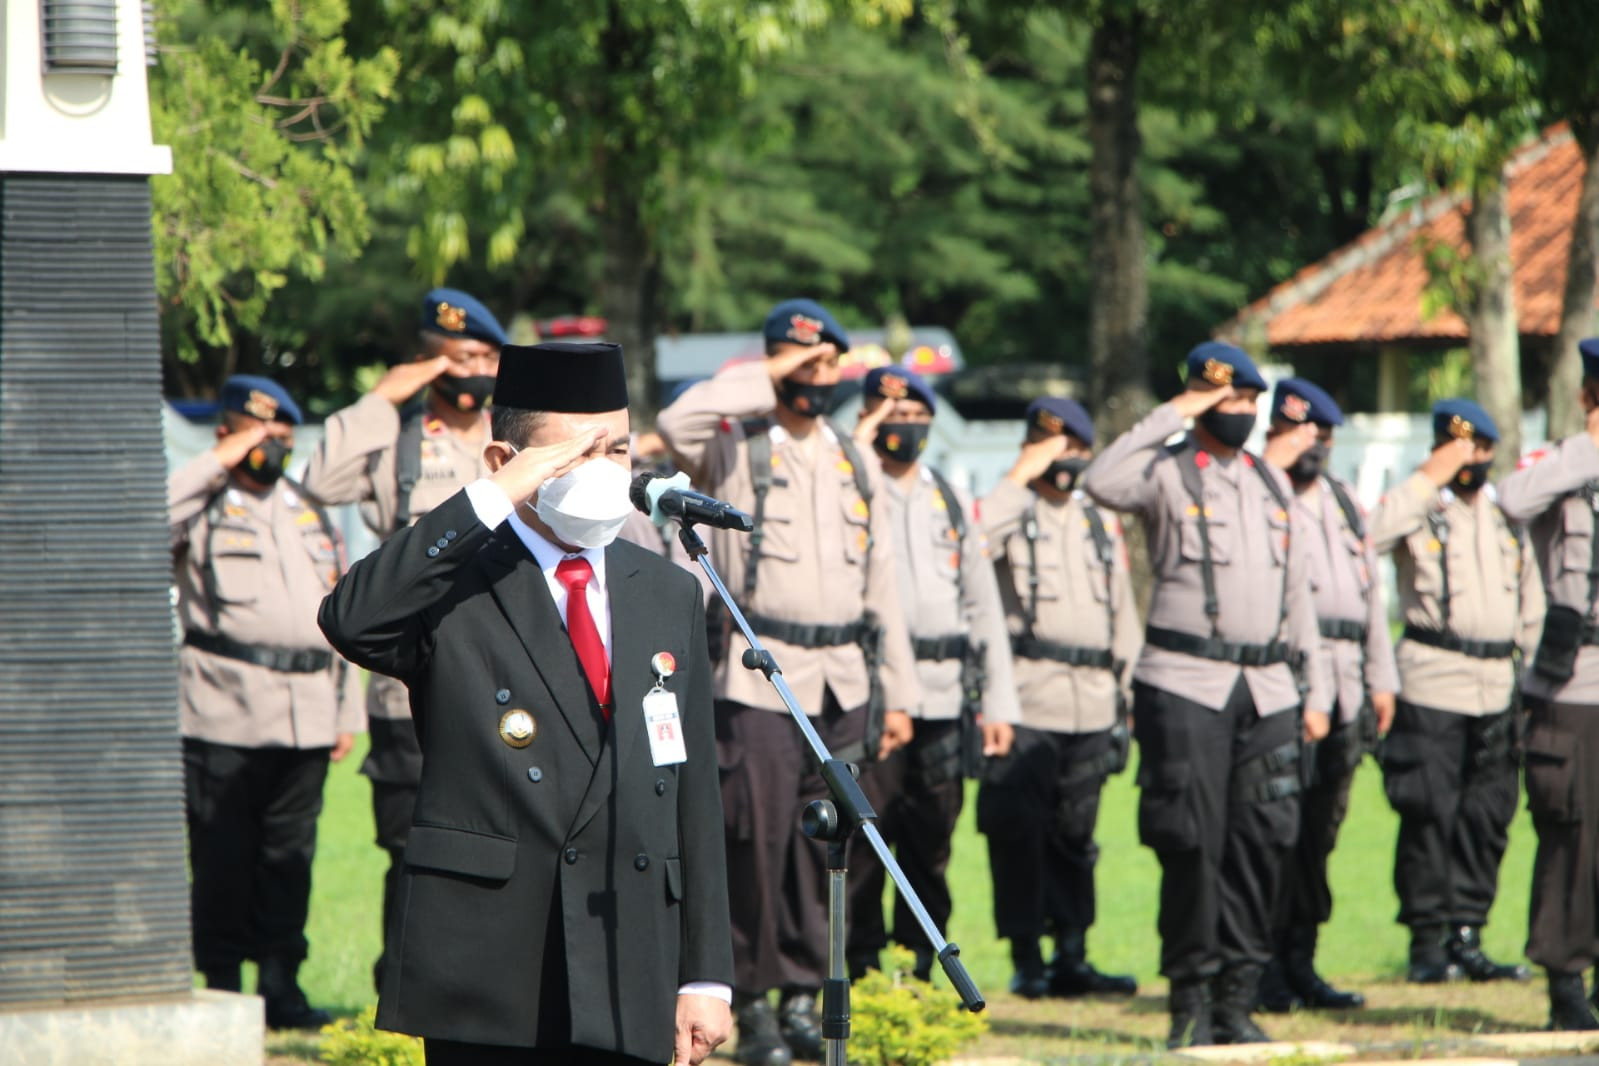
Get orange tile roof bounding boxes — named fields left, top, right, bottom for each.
left=1217, top=125, right=1587, bottom=349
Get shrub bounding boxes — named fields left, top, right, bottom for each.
left=319, top=1007, right=423, bottom=1066
left=849, top=945, right=988, bottom=1066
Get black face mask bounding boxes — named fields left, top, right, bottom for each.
left=873, top=422, right=930, bottom=464
left=1043, top=455, right=1090, bottom=493
left=1199, top=408, right=1256, bottom=450
left=1455, top=460, right=1492, bottom=493
left=433, top=374, right=495, bottom=412
left=241, top=436, right=291, bottom=485
left=1286, top=442, right=1328, bottom=486
left=776, top=379, right=836, bottom=418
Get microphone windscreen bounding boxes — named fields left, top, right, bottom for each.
left=629, top=471, right=658, bottom=516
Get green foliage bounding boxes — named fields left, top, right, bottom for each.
left=848, top=946, right=987, bottom=1066
left=318, top=1007, right=422, bottom=1066
left=148, top=0, right=398, bottom=375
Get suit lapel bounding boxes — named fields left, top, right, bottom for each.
left=480, top=528, right=602, bottom=765
left=571, top=544, right=649, bottom=835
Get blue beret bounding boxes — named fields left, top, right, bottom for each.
left=1272, top=377, right=1343, bottom=428
left=220, top=374, right=302, bottom=425
left=1185, top=341, right=1268, bottom=392
left=1580, top=337, right=1599, bottom=381
left=1432, top=398, right=1498, bottom=443
left=763, top=299, right=850, bottom=353
left=420, top=288, right=507, bottom=347
left=1026, top=396, right=1094, bottom=446
left=862, top=367, right=936, bottom=413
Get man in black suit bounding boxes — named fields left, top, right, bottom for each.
left=319, top=341, right=734, bottom=1066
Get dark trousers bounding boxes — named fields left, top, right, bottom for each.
left=1133, top=680, right=1301, bottom=981
left=364, top=716, right=421, bottom=986
left=424, top=1039, right=653, bottom=1065
left=846, top=719, right=965, bottom=959
left=182, top=738, right=330, bottom=971
left=1274, top=713, right=1363, bottom=932
left=718, top=693, right=866, bottom=994
left=1524, top=698, right=1599, bottom=972
left=977, top=726, right=1115, bottom=941
left=1381, top=700, right=1518, bottom=928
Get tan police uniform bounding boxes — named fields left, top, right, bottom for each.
left=1497, top=433, right=1599, bottom=987
left=656, top=358, right=919, bottom=998
left=975, top=477, right=1140, bottom=979
left=1081, top=400, right=1330, bottom=1013
left=846, top=464, right=1020, bottom=976
left=299, top=392, right=491, bottom=984
left=169, top=450, right=360, bottom=985
left=1369, top=470, right=1543, bottom=973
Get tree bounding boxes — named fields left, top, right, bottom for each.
left=148, top=0, right=398, bottom=395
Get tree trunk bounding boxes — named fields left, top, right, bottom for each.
left=599, top=185, right=660, bottom=424
left=1549, top=121, right=1599, bottom=439
left=1466, top=166, right=1523, bottom=473
left=1086, top=10, right=1151, bottom=443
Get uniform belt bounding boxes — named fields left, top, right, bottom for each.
left=746, top=613, right=868, bottom=649
left=913, top=634, right=970, bottom=661
left=1010, top=634, right=1114, bottom=670
left=1401, top=625, right=1514, bottom=661
left=1319, top=618, right=1367, bottom=643
left=1144, top=626, right=1289, bottom=666
left=183, top=630, right=333, bottom=673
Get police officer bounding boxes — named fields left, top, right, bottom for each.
left=169, top=375, right=362, bottom=1029
left=1369, top=399, right=1542, bottom=985
left=843, top=367, right=1020, bottom=983
left=300, top=288, right=505, bottom=990
left=1257, top=379, right=1397, bottom=1012
left=977, top=396, right=1141, bottom=1000
left=1082, top=343, right=1331, bottom=1048
left=656, top=300, right=919, bottom=1066
left=1496, top=341, right=1599, bottom=1029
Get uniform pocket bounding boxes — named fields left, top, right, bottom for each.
left=1380, top=732, right=1438, bottom=820
left=404, top=825, right=517, bottom=881
left=1523, top=725, right=1582, bottom=824
left=664, top=856, right=683, bottom=904
left=1136, top=759, right=1199, bottom=853
left=1178, top=511, right=1231, bottom=566
left=208, top=545, right=263, bottom=604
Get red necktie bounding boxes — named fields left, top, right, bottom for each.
left=555, top=557, right=611, bottom=717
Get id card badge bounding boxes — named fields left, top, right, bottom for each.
left=643, top=687, right=687, bottom=766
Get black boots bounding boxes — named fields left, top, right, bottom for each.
left=256, top=958, right=332, bottom=1031
left=1212, top=964, right=1271, bottom=1045
left=1406, top=924, right=1463, bottom=984
left=733, top=995, right=792, bottom=1066
left=777, top=991, right=824, bottom=1062
left=1047, top=929, right=1137, bottom=997
left=1447, top=925, right=1531, bottom=982
left=1167, top=978, right=1214, bottom=1049
left=1256, top=956, right=1301, bottom=1013
left=199, top=963, right=241, bottom=994
left=1548, top=970, right=1599, bottom=1031
left=1282, top=925, right=1364, bottom=1009
left=1007, top=938, right=1049, bottom=999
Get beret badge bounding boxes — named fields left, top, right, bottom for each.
left=243, top=389, right=279, bottom=421
left=1037, top=410, right=1065, bottom=434
left=879, top=374, right=910, bottom=399
left=1448, top=415, right=1475, bottom=440
left=1201, top=359, right=1234, bottom=387
left=1281, top=394, right=1310, bottom=423
left=787, top=314, right=823, bottom=345
left=435, top=301, right=467, bottom=333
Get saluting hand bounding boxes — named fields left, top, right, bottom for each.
left=673, top=993, right=731, bottom=1066
left=373, top=355, right=454, bottom=406
left=1171, top=384, right=1234, bottom=420
left=879, top=710, right=914, bottom=760
left=1419, top=438, right=1475, bottom=488
left=488, top=428, right=606, bottom=507
left=1303, top=710, right=1331, bottom=743
left=853, top=399, right=894, bottom=445
left=1005, top=434, right=1067, bottom=488
left=765, top=343, right=838, bottom=384
left=1262, top=423, right=1318, bottom=471
left=211, top=424, right=269, bottom=471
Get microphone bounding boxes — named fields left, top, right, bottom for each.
left=630, top=471, right=755, bottom=533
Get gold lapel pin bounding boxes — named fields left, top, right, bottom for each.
left=499, top=709, right=537, bottom=748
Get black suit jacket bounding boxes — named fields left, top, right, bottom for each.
left=318, top=490, right=732, bottom=1056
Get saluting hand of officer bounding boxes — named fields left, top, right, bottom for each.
left=764, top=342, right=839, bottom=384
left=1171, top=383, right=1235, bottom=419
left=1419, top=437, right=1476, bottom=487
left=212, top=423, right=269, bottom=470
left=1262, top=423, right=1318, bottom=471
left=373, top=354, right=455, bottom=406
left=853, top=395, right=895, bottom=445
left=487, top=427, right=607, bottom=506
left=1005, top=434, right=1067, bottom=488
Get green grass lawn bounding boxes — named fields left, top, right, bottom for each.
left=292, top=734, right=1538, bottom=1016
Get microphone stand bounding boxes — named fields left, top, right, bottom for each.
left=674, top=519, right=984, bottom=1066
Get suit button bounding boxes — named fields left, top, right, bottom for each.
left=445, top=529, right=458, bottom=540
left=496, top=689, right=511, bottom=705
left=564, top=847, right=578, bottom=865
left=426, top=546, right=440, bottom=558
left=436, top=537, right=449, bottom=549
left=527, top=767, right=543, bottom=783
left=634, top=854, right=649, bottom=871
left=655, top=779, right=667, bottom=796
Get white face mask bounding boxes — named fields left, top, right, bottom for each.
left=527, top=456, right=633, bottom=550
